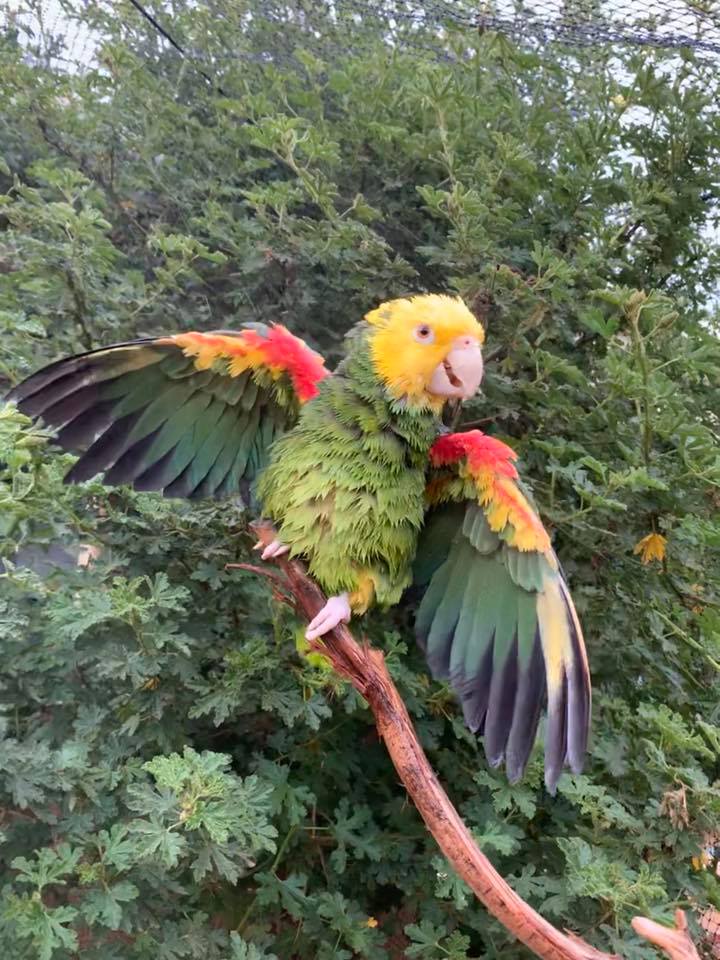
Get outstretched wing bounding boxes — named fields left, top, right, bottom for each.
left=7, top=323, right=329, bottom=499
left=414, top=430, right=590, bottom=792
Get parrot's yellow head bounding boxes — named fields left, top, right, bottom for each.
left=365, top=294, right=485, bottom=412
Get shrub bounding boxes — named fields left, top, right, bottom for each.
left=1, top=4, right=719, bottom=957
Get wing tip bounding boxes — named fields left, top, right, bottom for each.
left=544, top=769, right=560, bottom=795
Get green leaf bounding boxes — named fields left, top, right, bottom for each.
left=431, top=855, right=471, bottom=910
left=11, top=844, right=82, bottom=891
left=81, top=880, right=139, bottom=928
left=329, top=799, right=383, bottom=873
left=227, top=932, right=279, bottom=960
left=130, top=816, right=189, bottom=868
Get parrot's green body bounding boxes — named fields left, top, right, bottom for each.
left=259, top=326, right=438, bottom=609
left=7, top=293, right=591, bottom=791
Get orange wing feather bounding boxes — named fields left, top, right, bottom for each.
left=428, top=430, right=552, bottom=555
left=169, top=324, right=329, bottom=403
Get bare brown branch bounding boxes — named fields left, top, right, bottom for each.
left=632, top=912, right=702, bottom=960
left=247, top=520, right=702, bottom=960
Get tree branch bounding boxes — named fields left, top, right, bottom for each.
left=632, top=912, right=702, bottom=960
left=248, top=520, right=702, bottom=960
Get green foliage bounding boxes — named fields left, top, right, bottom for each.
left=1, top=1, right=719, bottom=957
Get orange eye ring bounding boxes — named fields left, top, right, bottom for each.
left=413, top=324, right=435, bottom=344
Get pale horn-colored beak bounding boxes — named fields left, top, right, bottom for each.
left=427, top=337, right=484, bottom=399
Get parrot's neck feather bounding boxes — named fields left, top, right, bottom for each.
left=334, top=326, right=442, bottom=449
left=339, top=322, right=446, bottom=417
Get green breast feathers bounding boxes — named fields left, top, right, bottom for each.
left=258, top=329, right=439, bottom=612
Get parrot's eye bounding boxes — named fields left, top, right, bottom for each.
left=413, top=324, right=435, bottom=344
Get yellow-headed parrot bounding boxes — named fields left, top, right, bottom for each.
left=7, top=294, right=590, bottom=791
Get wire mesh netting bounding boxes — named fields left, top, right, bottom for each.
left=693, top=836, right=720, bottom=959
left=473, top=0, right=720, bottom=54
left=701, top=909, right=720, bottom=959
left=5, top=0, right=720, bottom=78
left=6, top=1, right=98, bottom=71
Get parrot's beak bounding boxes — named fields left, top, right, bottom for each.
left=428, top=337, right=484, bottom=399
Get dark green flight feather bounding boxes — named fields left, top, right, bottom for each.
left=415, top=502, right=591, bottom=793
left=7, top=332, right=295, bottom=500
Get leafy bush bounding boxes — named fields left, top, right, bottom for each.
left=1, top=3, right=719, bottom=957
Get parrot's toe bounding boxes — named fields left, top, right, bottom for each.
left=255, top=538, right=291, bottom=560
left=305, top=593, right=351, bottom=640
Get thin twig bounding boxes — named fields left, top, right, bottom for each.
left=225, top=561, right=286, bottom=585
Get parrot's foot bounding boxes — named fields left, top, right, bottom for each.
left=305, top=593, right=351, bottom=641
left=254, top=538, right=290, bottom=561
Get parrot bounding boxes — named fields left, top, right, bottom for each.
left=6, top=293, right=590, bottom=792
